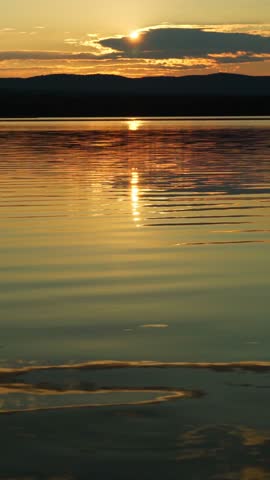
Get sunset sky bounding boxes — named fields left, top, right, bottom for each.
left=0, top=0, right=270, bottom=77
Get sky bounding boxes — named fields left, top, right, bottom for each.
left=0, top=0, right=270, bottom=77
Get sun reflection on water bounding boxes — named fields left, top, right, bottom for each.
left=127, top=119, right=143, bottom=131
left=131, top=168, right=141, bottom=225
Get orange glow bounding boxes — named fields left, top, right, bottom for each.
left=127, top=119, right=142, bottom=131
left=129, top=31, right=140, bottom=41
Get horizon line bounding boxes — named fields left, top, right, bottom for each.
left=1, top=71, right=270, bottom=81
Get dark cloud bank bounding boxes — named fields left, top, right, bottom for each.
left=0, top=27, right=269, bottom=65
left=100, top=27, right=270, bottom=61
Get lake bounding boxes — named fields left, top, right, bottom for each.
left=1, top=117, right=270, bottom=479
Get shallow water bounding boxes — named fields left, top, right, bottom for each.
left=1, top=117, right=270, bottom=478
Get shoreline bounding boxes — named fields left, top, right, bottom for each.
left=0, top=94, right=270, bottom=117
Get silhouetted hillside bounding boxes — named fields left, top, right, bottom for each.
left=0, top=73, right=270, bottom=116
left=0, top=73, right=270, bottom=96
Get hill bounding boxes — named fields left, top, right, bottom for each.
left=0, top=72, right=269, bottom=96
left=0, top=73, right=269, bottom=116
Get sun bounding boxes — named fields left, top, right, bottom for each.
left=129, top=31, right=140, bottom=41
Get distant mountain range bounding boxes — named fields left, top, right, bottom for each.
left=0, top=73, right=270, bottom=117
left=0, top=72, right=269, bottom=96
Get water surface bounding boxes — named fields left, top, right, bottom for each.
left=1, top=117, right=270, bottom=365
left=0, top=117, right=270, bottom=479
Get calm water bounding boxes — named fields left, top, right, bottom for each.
left=1, top=117, right=270, bottom=479
left=1, top=117, right=270, bottom=365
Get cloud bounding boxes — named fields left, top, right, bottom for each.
left=196, top=23, right=270, bottom=37
left=209, top=52, right=269, bottom=63
left=64, top=38, right=80, bottom=45
left=0, top=27, right=16, bottom=32
left=0, top=24, right=270, bottom=78
left=0, top=27, right=44, bottom=36
left=71, top=34, right=118, bottom=56
left=0, top=50, right=117, bottom=61
left=99, top=26, right=270, bottom=60
left=2, top=25, right=269, bottom=66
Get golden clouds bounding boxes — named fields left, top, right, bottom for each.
left=0, top=24, right=270, bottom=77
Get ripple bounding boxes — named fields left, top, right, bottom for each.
left=0, top=384, right=198, bottom=414
left=2, top=360, right=270, bottom=377
left=175, top=239, right=270, bottom=246
left=1, top=120, right=270, bottom=372
left=1, top=359, right=270, bottom=414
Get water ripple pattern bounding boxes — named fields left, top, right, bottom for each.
left=0, top=118, right=270, bottom=366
